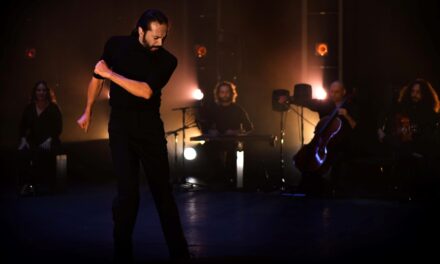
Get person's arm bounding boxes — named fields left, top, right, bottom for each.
left=338, top=108, right=357, bottom=129
left=51, top=103, right=63, bottom=138
left=241, top=108, right=254, bottom=134
left=293, top=98, right=323, bottom=112
left=40, top=103, right=63, bottom=150
left=18, top=105, right=30, bottom=150
left=77, top=77, right=105, bottom=132
left=94, top=60, right=153, bottom=99
left=39, top=137, right=52, bottom=150
left=376, top=109, right=391, bottom=143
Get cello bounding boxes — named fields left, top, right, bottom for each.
left=293, top=96, right=351, bottom=175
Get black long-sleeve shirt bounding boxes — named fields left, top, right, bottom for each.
left=94, top=35, right=177, bottom=112
left=200, top=103, right=253, bottom=134
left=298, top=98, right=359, bottom=132
left=19, top=102, right=62, bottom=146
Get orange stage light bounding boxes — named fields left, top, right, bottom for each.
left=194, top=44, right=207, bottom=58
left=315, top=43, right=328, bottom=57
left=25, top=48, right=36, bottom=59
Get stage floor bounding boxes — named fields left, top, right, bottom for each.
left=2, top=180, right=439, bottom=263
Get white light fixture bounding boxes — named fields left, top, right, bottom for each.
left=186, top=177, right=198, bottom=184
left=314, top=86, right=327, bottom=100
left=236, top=150, right=244, bottom=188
left=184, top=147, right=197, bottom=160
left=192, top=89, right=204, bottom=100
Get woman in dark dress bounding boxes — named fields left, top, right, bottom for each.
left=18, top=80, right=62, bottom=195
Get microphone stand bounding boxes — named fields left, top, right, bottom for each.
left=279, top=111, right=286, bottom=191
left=300, top=105, right=304, bottom=147
left=171, top=106, right=197, bottom=185
left=279, top=97, right=306, bottom=193
left=165, top=129, right=180, bottom=184
left=182, top=108, right=187, bottom=183
left=288, top=97, right=305, bottom=147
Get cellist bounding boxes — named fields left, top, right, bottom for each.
left=293, top=81, right=359, bottom=197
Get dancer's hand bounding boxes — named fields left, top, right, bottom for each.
left=39, top=137, right=52, bottom=151
left=18, top=137, right=29, bottom=150
left=77, top=111, right=92, bottom=132
left=94, top=60, right=112, bottom=79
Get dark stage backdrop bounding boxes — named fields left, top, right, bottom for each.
left=1, top=0, right=439, bottom=186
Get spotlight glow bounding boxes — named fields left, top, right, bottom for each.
left=194, top=44, right=208, bottom=58
left=314, top=86, right=327, bottom=100
left=186, top=177, right=198, bottom=184
left=184, top=147, right=197, bottom=160
left=236, top=150, right=244, bottom=188
left=192, top=89, right=204, bottom=100
left=315, top=43, right=328, bottom=56
left=25, top=48, right=36, bottom=59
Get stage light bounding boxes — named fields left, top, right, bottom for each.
left=186, top=177, right=198, bottom=185
left=194, top=44, right=207, bottom=58
left=315, top=43, right=328, bottom=57
left=184, top=147, right=197, bottom=160
left=272, top=89, right=290, bottom=112
left=236, top=150, right=244, bottom=188
left=293, top=83, right=312, bottom=102
left=25, top=48, right=36, bottom=59
left=192, top=88, right=204, bottom=100
left=314, top=86, right=327, bottom=100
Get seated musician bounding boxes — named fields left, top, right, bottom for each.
left=377, top=78, right=440, bottom=199
left=198, top=81, right=253, bottom=187
left=293, top=80, right=359, bottom=197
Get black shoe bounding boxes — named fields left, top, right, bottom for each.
left=114, top=251, right=134, bottom=263
left=20, top=184, right=36, bottom=196
left=170, top=248, right=192, bottom=262
left=113, top=241, right=134, bottom=263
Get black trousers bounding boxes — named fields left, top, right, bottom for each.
left=203, top=141, right=237, bottom=185
left=18, top=147, right=57, bottom=191
left=108, top=109, right=189, bottom=261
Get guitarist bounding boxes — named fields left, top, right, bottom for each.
left=377, top=79, right=439, bottom=199
left=293, top=81, right=359, bottom=197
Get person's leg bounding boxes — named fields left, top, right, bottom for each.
left=298, top=172, right=318, bottom=196
left=33, top=149, right=57, bottom=194
left=17, top=148, right=33, bottom=195
left=204, top=141, right=224, bottom=185
left=32, top=149, right=44, bottom=191
left=395, top=155, right=412, bottom=200
left=396, top=145, right=414, bottom=200
left=138, top=138, right=190, bottom=260
left=47, top=147, right=58, bottom=193
left=329, top=152, right=348, bottom=197
left=109, top=133, right=141, bottom=262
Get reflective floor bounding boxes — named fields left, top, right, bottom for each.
left=2, top=181, right=439, bottom=263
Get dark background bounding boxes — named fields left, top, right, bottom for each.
left=1, top=0, right=439, bottom=187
